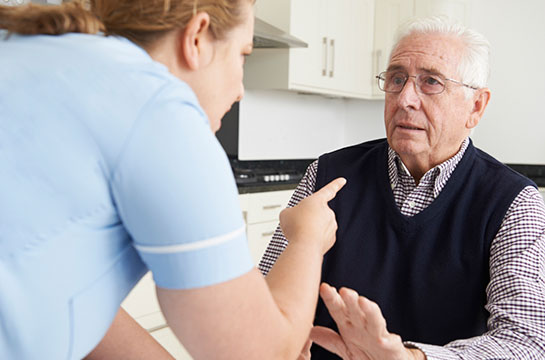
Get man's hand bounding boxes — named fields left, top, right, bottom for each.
left=310, top=283, right=426, bottom=360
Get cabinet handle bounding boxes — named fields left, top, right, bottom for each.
left=262, top=204, right=282, bottom=210
left=329, top=38, right=335, bottom=78
left=261, top=231, right=275, bottom=237
left=322, top=37, right=328, bottom=76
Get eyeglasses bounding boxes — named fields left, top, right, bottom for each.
left=376, top=71, right=479, bottom=95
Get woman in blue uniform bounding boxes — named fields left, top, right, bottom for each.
left=0, top=1, right=345, bottom=358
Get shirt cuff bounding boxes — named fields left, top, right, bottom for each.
left=405, top=341, right=460, bottom=360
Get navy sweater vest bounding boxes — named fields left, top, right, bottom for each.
left=311, top=139, right=535, bottom=358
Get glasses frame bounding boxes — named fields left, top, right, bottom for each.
left=376, top=71, right=479, bottom=95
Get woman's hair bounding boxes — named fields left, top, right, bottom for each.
left=0, top=0, right=254, bottom=47
left=391, top=16, right=490, bottom=92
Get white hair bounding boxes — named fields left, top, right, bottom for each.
left=391, top=16, right=490, bottom=95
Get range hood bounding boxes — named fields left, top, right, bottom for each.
left=253, top=17, right=308, bottom=49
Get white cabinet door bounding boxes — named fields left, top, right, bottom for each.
left=339, top=0, right=376, bottom=97
left=373, top=0, right=416, bottom=97
left=240, top=189, right=292, bottom=264
left=245, top=0, right=376, bottom=99
left=247, top=220, right=279, bottom=264
left=122, top=272, right=166, bottom=331
left=289, top=0, right=329, bottom=90
left=150, top=327, right=193, bottom=360
left=243, top=189, right=292, bottom=224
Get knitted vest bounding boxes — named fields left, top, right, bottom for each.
left=311, top=139, right=535, bottom=358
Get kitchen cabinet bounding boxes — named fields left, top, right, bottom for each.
left=372, top=0, right=415, bottom=97
left=150, top=327, right=193, bottom=359
left=371, top=0, right=471, bottom=98
left=244, top=0, right=376, bottom=99
left=239, top=189, right=293, bottom=264
left=245, top=0, right=470, bottom=100
left=122, top=273, right=192, bottom=359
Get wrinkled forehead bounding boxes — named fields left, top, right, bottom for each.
left=388, top=33, right=465, bottom=76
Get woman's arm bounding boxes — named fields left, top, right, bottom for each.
left=157, top=178, right=346, bottom=360
left=85, top=307, right=174, bottom=360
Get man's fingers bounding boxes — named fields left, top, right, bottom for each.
left=359, top=296, right=388, bottom=336
left=310, top=326, right=348, bottom=359
left=339, top=287, right=366, bottom=325
left=314, top=177, right=346, bottom=202
left=319, top=283, right=347, bottom=321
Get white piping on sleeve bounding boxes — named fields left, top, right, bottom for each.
left=134, top=225, right=246, bottom=254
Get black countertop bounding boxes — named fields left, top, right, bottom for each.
left=237, top=183, right=297, bottom=194
left=234, top=161, right=545, bottom=194
left=505, top=164, right=545, bottom=187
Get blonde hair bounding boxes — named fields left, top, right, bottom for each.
left=0, top=0, right=254, bottom=47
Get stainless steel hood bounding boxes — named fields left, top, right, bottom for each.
left=253, top=17, right=307, bottom=49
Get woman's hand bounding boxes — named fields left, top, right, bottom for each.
left=279, top=177, right=346, bottom=254
left=296, top=338, right=313, bottom=360
left=311, top=283, right=426, bottom=360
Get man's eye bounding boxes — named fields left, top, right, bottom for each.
left=391, top=74, right=406, bottom=85
left=423, top=75, right=441, bottom=86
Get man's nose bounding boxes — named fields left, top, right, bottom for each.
left=397, top=77, right=421, bottom=109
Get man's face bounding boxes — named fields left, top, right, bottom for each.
left=384, top=33, right=476, bottom=168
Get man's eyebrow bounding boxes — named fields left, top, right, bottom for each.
left=417, top=67, right=445, bottom=76
left=386, top=64, right=405, bottom=72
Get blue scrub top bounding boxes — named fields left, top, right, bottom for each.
left=0, top=32, right=253, bottom=359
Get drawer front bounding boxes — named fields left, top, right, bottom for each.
left=122, top=272, right=166, bottom=331
left=244, top=190, right=293, bottom=224
left=247, top=220, right=279, bottom=264
left=150, top=327, right=193, bottom=359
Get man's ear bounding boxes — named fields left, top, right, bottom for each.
left=467, top=87, right=491, bottom=129
left=178, top=12, right=213, bottom=71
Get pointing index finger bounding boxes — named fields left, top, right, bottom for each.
left=316, top=177, right=347, bottom=202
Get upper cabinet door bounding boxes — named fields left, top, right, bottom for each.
left=289, top=0, right=329, bottom=90
left=244, top=0, right=376, bottom=99
left=243, top=0, right=470, bottom=100
left=329, top=0, right=376, bottom=98
left=372, top=0, right=416, bottom=98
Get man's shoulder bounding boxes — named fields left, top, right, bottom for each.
left=473, top=146, right=535, bottom=184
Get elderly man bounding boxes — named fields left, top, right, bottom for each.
left=259, top=17, right=545, bottom=360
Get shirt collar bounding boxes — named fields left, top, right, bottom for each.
left=388, top=138, right=470, bottom=198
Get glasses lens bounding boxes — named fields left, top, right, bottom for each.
left=417, top=74, right=445, bottom=94
left=380, top=72, right=407, bottom=93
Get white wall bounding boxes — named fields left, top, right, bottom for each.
left=469, top=0, right=545, bottom=164
left=239, top=0, right=545, bottom=163
left=238, top=90, right=348, bottom=160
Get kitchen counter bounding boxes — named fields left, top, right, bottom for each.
left=238, top=183, right=297, bottom=194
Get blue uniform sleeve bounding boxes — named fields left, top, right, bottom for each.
left=111, top=83, right=253, bottom=289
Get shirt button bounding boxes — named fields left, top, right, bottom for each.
left=408, top=201, right=416, bottom=208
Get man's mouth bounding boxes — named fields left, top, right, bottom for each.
left=398, top=125, right=423, bottom=130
